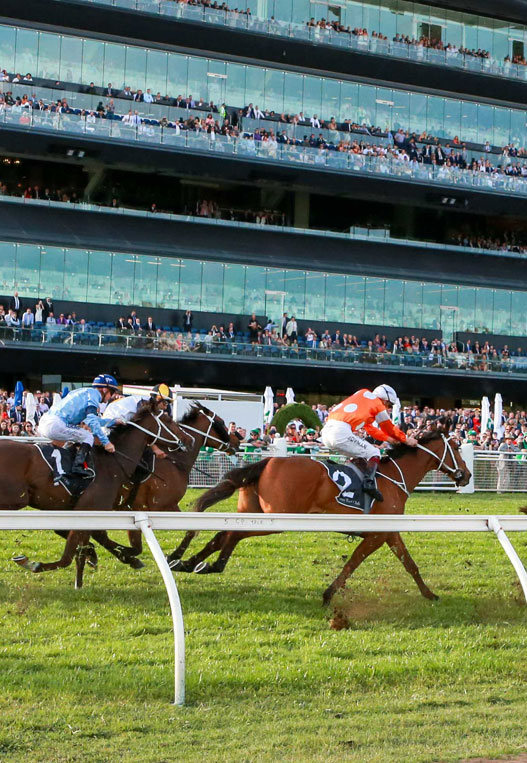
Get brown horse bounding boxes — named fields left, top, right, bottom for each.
left=71, top=403, right=239, bottom=586
left=171, top=426, right=471, bottom=604
left=5, top=400, right=177, bottom=575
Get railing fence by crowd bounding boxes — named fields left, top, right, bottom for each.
left=1, top=510, right=526, bottom=706
left=184, top=448, right=527, bottom=493
left=3, top=108, right=527, bottom=198
left=53, top=0, right=527, bottom=85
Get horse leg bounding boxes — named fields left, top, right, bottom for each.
left=74, top=542, right=98, bottom=589
left=89, top=530, right=145, bottom=570
left=170, top=531, right=228, bottom=572
left=193, top=530, right=274, bottom=574
left=385, top=533, right=438, bottom=601
left=13, top=531, right=90, bottom=573
left=322, top=533, right=388, bottom=606
left=166, top=530, right=200, bottom=565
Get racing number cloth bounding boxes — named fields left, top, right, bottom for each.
left=328, top=389, right=406, bottom=443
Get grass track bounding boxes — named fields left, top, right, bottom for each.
left=0, top=493, right=527, bottom=762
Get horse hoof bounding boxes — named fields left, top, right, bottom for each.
left=193, top=561, right=211, bottom=574
left=12, top=555, right=42, bottom=573
left=322, top=587, right=335, bottom=607
left=168, top=558, right=184, bottom=571
left=129, top=557, right=145, bottom=570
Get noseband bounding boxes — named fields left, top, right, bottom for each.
left=178, top=408, right=232, bottom=453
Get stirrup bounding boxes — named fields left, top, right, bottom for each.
left=363, top=478, right=383, bottom=503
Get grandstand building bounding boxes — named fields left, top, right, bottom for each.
left=1, top=0, right=527, bottom=403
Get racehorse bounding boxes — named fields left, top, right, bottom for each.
left=171, top=424, right=471, bottom=604
left=4, top=399, right=179, bottom=575
left=70, top=403, right=239, bottom=587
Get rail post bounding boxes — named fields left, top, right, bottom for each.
left=487, top=515, right=527, bottom=603
left=134, top=512, right=186, bottom=705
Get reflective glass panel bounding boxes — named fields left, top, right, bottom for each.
left=157, top=258, right=180, bottom=309
left=325, top=273, right=346, bottom=321
left=87, top=250, right=112, bottom=303
left=223, top=263, right=246, bottom=314
left=112, top=252, right=136, bottom=306
left=64, top=247, right=88, bottom=303
left=179, top=258, right=203, bottom=309
left=403, top=281, right=423, bottom=328
left=244, top=266, right=266, bottom=314
left=201, top=261, right=224, bottom=312
left=0, top=242, right=16, bottom=295
left=305, top=271, right=326, bottom=320
left=15, top=244, right=40, bottom=298
left=365, top=277, right=385, bottom=324
left=384, top=279, right=403, bottom=326
left=134, top=254, right=158, bottom=307
left=345, top=275, right=365, bottom=323
left=40, top=246, right=65, bottom=300
left=492, top=290, right=511, bottom=334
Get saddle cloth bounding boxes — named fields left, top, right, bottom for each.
left=319, top=459, right=375, bottom=513
left=35, top=443, right=95, bottom=497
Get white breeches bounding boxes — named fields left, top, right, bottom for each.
left=38, top=413, right=94, bottom=446
left=321, top=419, right=380, bottom=460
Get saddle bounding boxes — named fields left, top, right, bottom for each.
left=35, top=443, right=96, bottom=497
left=319, top=459, right=375, bottom=513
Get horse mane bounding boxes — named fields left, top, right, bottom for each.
left=381, top=417, right=452, bottom=462
left=179, top=403, right=203, bottom=425
left=179, top=402, right=230, bottom=443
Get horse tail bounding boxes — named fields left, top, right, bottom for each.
left=195, top=458, right=272, bottom=512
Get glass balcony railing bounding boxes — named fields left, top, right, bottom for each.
left=3, top=107, right=527, bottom=198
left=54, top=0, right=527, bottom=85
left=2, top=194, right=527, bottom=262
left=2, top=325, right=526, bottom=378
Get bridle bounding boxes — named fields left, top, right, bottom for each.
left=378, top=434, right=466, bottom=496
left=125, top=410, right=185, bottom=449
left=178, top=406, right=233, bottom=453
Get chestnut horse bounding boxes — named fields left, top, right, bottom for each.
left=70, top=403, right=239, bottom=587
left=171, top=427, right=471, bottom=604
left=5, top=400, right=178, bottom=576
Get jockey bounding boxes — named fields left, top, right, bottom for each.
left=38, top=374, right=120, bottom=477
left=321, top=385, right=418, bottom=502
left=103, top=383, right=175, bottom=459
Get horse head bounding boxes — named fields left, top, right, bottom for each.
left=415, top=420, right=471, bottom=487
left=179, top=402, right=238, bottom=455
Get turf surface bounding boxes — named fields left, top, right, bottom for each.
left=0, top=492, right=526, bottom=762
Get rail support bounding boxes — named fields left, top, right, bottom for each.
left=135, top=512, right=186, bottom=705
left=488, top=515, right=527, bottom=603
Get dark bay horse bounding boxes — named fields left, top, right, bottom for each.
left=4, top=400, right=177, bottom=575
left=172, top=427, right=471, bottom=604
left=71, top=403, right=239, bottom=586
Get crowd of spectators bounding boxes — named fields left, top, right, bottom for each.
left=0, top=387, right=52, bottom=436
left=448, top=232, right=527, bottom=254
left=2, top=298, right=527, bottom=375
left=3, top=65, right=527, bottom=194
left=305, top=20, right=494, bottom=63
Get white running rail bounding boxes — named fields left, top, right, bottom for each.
left=0, top=511, right=526, bottom=705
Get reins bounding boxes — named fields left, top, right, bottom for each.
left=178, top=408, right=232, bottom=453
left=377, top=434, right=462, bottom=496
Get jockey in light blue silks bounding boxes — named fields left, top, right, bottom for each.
left=38, top=374, right=120, bottom=477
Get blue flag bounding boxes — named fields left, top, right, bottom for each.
left=14, top=381, right=24, bottom=408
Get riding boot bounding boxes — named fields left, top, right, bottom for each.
left=362, top=457, right=384, bottom=502
left=71, top=443, right=94, bottom=477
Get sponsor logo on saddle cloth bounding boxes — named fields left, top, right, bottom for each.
left=35, top=443, right=96, bottom=497
left=319, top=459, right=374, bottom=513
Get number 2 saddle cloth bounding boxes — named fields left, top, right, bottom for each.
left=319, top=459, right=375, bottom=513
